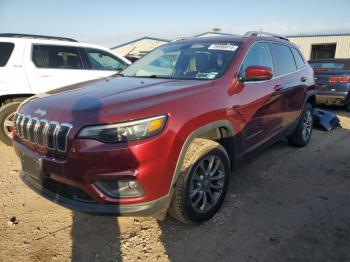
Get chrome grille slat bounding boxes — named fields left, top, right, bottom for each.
left=15, top=114, right=22, bottom=135
left=19, top=115, right=25, bottom=138
left=26, top=117, right=32, bottom=141
left=14, top=113, right=72, bottom=153
left=56, top=124, right=73, bottom=152
left=28, top=117, right=39, bottom=143
left=47, top=121, right=59, bottom=150
left=22, top=116, right=30, bottom=140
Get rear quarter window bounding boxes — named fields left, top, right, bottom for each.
left=291, top=47, right=305, bottom=69
left=0, top=42, right=15, bottom=67
left=270, top=43, right=297, bottom=76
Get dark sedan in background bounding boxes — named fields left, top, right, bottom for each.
left=309, top=59, right=350, bottom=111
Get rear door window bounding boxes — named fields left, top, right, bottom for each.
left=291, top=47, right=305, bottom=69
left=83, top=48, right=127, bottom=71
left=32, top=45, right=83, bottom=69
left=240, top=42, right=274, bottom=77
left=0, top=42, right=15, bottom=67
left=270, top=43, right=297, bottom=76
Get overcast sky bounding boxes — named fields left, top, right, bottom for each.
left=1, top=0, right=350, bottom=48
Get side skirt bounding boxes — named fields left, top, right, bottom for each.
left=235, top=121, right=298, bottom=165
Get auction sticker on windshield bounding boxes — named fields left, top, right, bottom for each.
left=208, top=44, right=238, bottom=51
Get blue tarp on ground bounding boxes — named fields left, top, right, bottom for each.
left=313, top=108, right=341, bottom=131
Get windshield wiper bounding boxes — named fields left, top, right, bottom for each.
left=142, top=75, right=157, bottom=78
left=111, top=72, right=125, bottom=77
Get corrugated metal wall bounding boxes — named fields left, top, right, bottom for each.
left=112, top=39, right=168, bottom=56
left=289, top=35, right=350, bottom=60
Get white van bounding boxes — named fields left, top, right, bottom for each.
left=0, top=33, right=131, bottom=145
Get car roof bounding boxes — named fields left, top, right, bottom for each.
left=0, top=36, right=100, bottom=48
left=168, top=35, right=294, bottom=47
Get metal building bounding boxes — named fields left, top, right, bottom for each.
left=111, top=37, right=169, bottom=61
left=288, top=33, right=350, bottom=60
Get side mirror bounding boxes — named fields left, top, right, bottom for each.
left=244, top=66, right=273, bottom=82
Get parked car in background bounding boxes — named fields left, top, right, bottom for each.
left=13, top=32, right=315, bottom=224
left=309, top=59, right=350, bottom=111
left=0, top=33, right=131, bottom=145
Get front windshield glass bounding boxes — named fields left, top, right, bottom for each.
left=122, top=41, right=241, bottom=80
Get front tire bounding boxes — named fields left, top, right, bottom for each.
left=168, top=138, right=230, bottom=225
left=0, top=102, right=21, bottom=146
left=288, top=103, right=314, bottom=147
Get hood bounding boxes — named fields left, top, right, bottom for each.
left=19, top=76, right=214, bottom=125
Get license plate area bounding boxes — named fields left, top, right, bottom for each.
left=21, top=153, right=44, bottom=181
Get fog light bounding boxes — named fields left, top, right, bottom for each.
left=94, top=179, right=144, bottom=198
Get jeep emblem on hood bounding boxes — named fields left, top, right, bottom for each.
left=34, top=108, right=47, bottom=117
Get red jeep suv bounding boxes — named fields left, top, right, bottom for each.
left=13, top=32, right=315, bottom=224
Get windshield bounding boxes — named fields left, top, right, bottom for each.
left=122, top=42, right=240, bottom=80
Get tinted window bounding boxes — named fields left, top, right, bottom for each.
left=291, top=47, right=305, bottom=69
left=240, top=42, right=274, bottom=77
left=32, top=45, right=83, bottom=69
left=84, top=49, right=126, bottom=71
left=122, top=42, right=240, bottom=80
left=270, top=44, right=296, bottom=76
left=0, top=42, right=15, bottom=67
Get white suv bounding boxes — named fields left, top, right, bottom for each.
left=0, top=33, right=131, bottom=145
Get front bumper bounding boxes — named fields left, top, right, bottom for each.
left=316, top=91, right=348, bottom=106
left=13, top=125, right=179, bottom=216
left=20, top=171, right=170, bottom=216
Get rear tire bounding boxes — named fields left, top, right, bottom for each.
left=168, top=138, right=230, bottom=225
left=288, top=103, right=313, bottom=147
left=0, top=102, right=21, bottom=146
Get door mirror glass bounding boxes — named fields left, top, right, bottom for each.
left=244, top=66, right=273, bottom=81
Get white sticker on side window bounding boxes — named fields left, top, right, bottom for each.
left=208, top=44, right=238, bottom=51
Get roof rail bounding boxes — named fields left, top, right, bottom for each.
left=171, top=37, right=190, bottom=42
left=244, top=31, right=289, bottom=41
left=0, top=33, right=78, bottom=42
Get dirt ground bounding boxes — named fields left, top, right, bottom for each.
left=0, top=109, right=350, bottom=262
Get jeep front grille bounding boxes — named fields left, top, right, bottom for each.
left=14, top=113, right=72, bottom=152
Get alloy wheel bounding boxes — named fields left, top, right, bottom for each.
left=302, top=110, right=312, bottom=141
left=3, top=112, right=14, bottom=139
left=189, top=155, right=226, bottom=213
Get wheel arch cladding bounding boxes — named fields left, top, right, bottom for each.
left=170, top=120, right=236, bottom=193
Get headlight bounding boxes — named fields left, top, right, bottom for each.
left=77, top=115, right=167, bottom=143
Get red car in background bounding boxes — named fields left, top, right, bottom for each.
left=13, top=31, right=315, bottom=224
